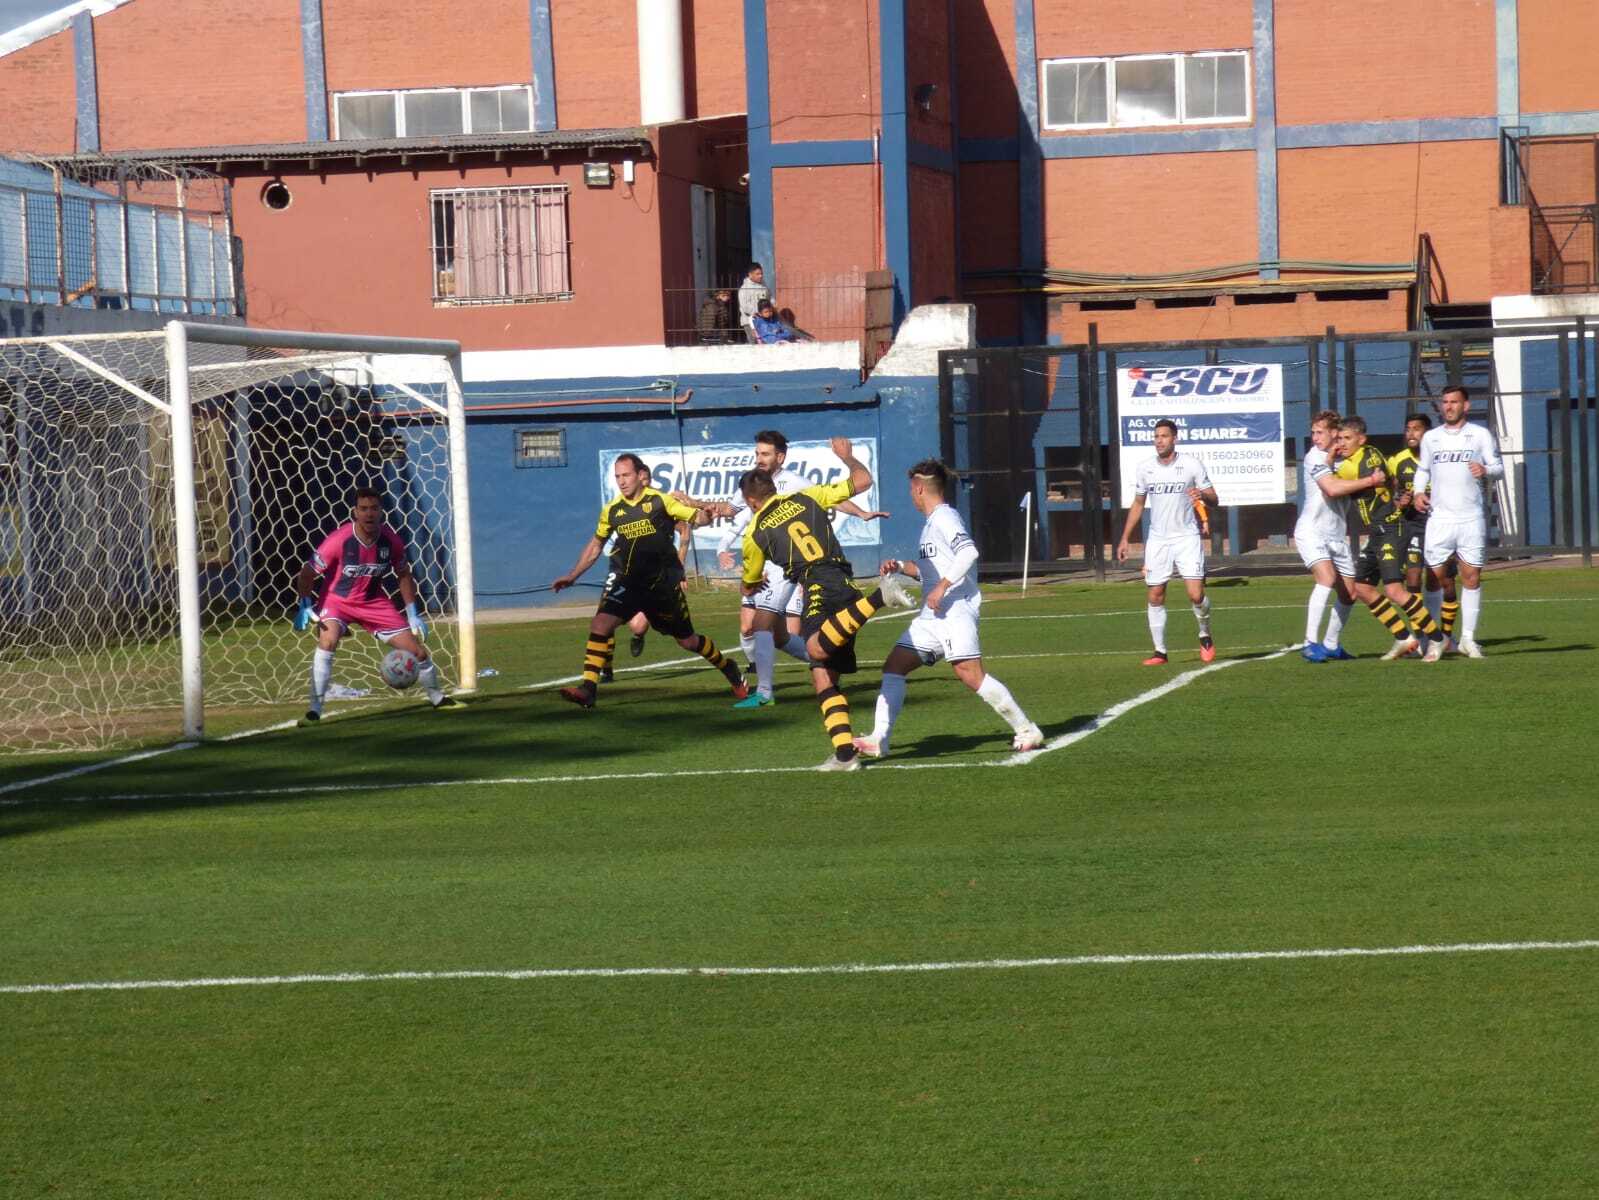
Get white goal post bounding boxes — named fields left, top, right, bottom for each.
left=0, top=321, right=477, bottom=753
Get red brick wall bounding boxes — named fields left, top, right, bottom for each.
left=1489, top=204, right=1531, bottom=297
left=688, top=0, right=746, bottom=119
left=772, top=163, right=879, bottom=277
left=1518, top=0, right=1599, bottom=115
left=1277, top=140, right=1499, bottom=300
left=553, top=0, right=640, bottom=129
left=0, top=32, right=75, bottom=153
left=1052, top=291, right=1408, bottom=343
left=905, top=0, right=953, bottom=153
left=228, top=158, right=665, bottom=349
left=1275, top=0, right=1495, bottom=126
left=1035, top=0, right=1252, bottom=58
left=909, top=164, right=956, bottom=304
left=324, top=0, right=531, bottom=93
left=959, top=0, right=1016, bottom=141
left=1044, top=152, right=1258, bottom=274
left=959, top=162, right=1021, bottom=340
left=769, top=0, right=880, bottom=143
left=94, top=0, right=306, bottom=149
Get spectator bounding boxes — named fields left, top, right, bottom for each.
left=697, top=287, right=737, bottom=344
left=752, top=299, right=799, bottom=344
left=737, top=263, right=769, bottom=341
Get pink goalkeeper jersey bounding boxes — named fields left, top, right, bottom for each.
left=309, top=523, right=408, bottom=606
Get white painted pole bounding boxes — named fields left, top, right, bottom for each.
left=444, top=353, right=478, bottom=693
left=165, top=320, right=205, bottom=739
left=637, top=0, right=685, bottom=125
left=1021, top=491, right=1033, bottom=595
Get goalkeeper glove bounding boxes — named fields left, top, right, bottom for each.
left=292, top=597, right=316, bottom=632
left=405, top=602, right=428, bottom=639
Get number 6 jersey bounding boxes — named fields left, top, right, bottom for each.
left=741, top=478, right=856, bottom=585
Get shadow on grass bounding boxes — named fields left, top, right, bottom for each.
left=905, top=714, right=1098, bottom=759
left=1476, top=635, right=1593, bottom=655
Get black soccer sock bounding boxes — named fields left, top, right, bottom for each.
left=1441, top=599, right=1460, bottom=638
left=582, top=636, right=610, bottom=685
left=817, top=686, right=857, bottom=761
left=1399, top=594, right=1440, bottom=637
left=1365, top=596, right=1409, bottom=639
left=815, top=589, right=882, bottom=656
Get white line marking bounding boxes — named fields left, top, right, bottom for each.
left=5, top=938, right=1595, bottom=996
left=11, top=646, right=1298, bottom=807
left=979, top=596, right=1596, bottom=621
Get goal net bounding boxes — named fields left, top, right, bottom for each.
left=0, top=323, right=476, bottom=754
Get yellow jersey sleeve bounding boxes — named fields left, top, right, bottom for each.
left=594, top=500, right=614, bottom=541
left=661, top=491, right=700, bottom=523
left=802, top=478, right=857, bottom=509
left=741, top=526, right=767, bottom=586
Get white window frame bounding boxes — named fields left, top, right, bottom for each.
left=332, top=85, right=535, bottom=140
left=1040, top=51, right=1250, bottom=132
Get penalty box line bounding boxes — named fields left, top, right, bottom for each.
left=4, top=937, right=1597, bottom=996
left=9, top=645, right=1299, bottom=808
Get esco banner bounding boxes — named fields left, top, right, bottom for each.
left=1116, top=364, right=1286, bottom=507
left=598, top=438, right=883, bottom=556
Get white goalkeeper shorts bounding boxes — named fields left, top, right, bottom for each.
left=1143, top=533, right=1205, bottom=586
left=1295, top=530, right=1355, bottom=578
left=1423, top=516, right=1487, bottom=569
left=897, top=598, right=982, bottom=665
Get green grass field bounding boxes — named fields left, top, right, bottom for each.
left=3, top=569, right=1597, bottom=1198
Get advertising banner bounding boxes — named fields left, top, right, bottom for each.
left=598, top=439, right=882, bottom=556
left=1116, top=364, right=1286, bottom=507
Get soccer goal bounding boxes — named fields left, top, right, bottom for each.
left=0, top=322, right=477, bottom=753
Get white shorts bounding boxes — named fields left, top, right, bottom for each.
left=1143, top=533, right=1205, bottom=586
left=1424, top=517, right=1487, bottom=569
left=1295, top=530, right=1355, bottom=578
left=740, top=560, right=804, bottom=616
left=896, top=598, right=982, bottom=665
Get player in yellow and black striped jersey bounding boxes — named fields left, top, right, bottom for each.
left=1391, top=412, right=1460, bottom=646
left=1334, top=416, right=1442, bottom=658
left=551, top=452, right=749, bottom=708
left=738, top=436, right=913, bottom=771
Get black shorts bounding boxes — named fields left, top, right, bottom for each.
left=1356, top=527, right=1407, bottom=587
left=1402, top=521, right=1427, bottom=572
left=596, top=566, right=695, bottom=640
left=797, top=564, right=863, bottom=675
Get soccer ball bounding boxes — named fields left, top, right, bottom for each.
left=380, top=647, right=420, bottom=690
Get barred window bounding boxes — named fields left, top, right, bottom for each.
left=430, top=186, right=572, bottom=306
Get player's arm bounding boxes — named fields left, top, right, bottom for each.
left=662, top=492, right=711, bottom=528
left=1412, top=441, right=1433, bottom=511
left=830, top=436, right=873, bottom=497
left=1318, top=466, right=1385, bottom=497
left=924, top=519, right=978, bottom=613
left=292, top=537, right=337, bottom=629
left=881, top=556, right=921, bottom=580
left=1115, top=493, right=1146, bottom=562
left=740, top=528, right=769, bottom=594
left=716, top=503, right=753, bottom=569
left=553, top=536, right=606, bottom=592
left=393, top=559, right=430, bottom=638
left=836, top=499, right=888, bottom=521
left=1473, top=431, right=1505, bottom=481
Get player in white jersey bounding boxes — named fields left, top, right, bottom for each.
left=1295, top=409, right=1357, bottom=662
left=852, top=459, right=1043, bottom=758
left=1412, top=384, right=1503, bottom=657
left=1115, top=419, right=1220, bottom=665
left=684, top=429, right=885, bottom=707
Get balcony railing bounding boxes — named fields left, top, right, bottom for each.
left=1531, top=204, right=1598, bottom=295
left=664, top=273, right=867, bottom=349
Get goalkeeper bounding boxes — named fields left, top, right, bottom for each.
left=293, top=487, right=458, bottom=722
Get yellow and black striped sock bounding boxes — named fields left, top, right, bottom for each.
left=1365, top=597, right=1409, bottom=638
left=817, top=686, right=857, bottom=761
left=815, top=589, right=883, bottom=656
left=581, top=635, right=610, bottom=685
left=1441, top=599, right=1460, bottom=638
left=1399, top=594, right=1440, bottom=637
left=601, top=636, right=616, bottom=672
left=692, top=634, right=741, bottom=683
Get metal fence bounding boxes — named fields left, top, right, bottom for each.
left=663, top=273, right=866, bottom=350
left=939, top=323, right=1598, bottom=579
left=0, top=168, right=238, bottom=316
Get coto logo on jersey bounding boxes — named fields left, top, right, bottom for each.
left=1126, top=366, right=1270, bottom=398
left=1434, top=451, right=1477, bottom=463
left=341, top=564, right=384, bottom=579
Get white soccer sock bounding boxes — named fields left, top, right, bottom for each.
left=739, top=632, right=756, bottom=668
left=1425, top=588, right=1444, bottom=627
left=1461, top=585, right=1483, bottom=642
left=1147, top=604, right=1168, bottom=654
left=1306, top=583, right=1331, bottom=645
left=1324, top=599, right=1353, bottom=651
left=873, top=672, right=908, bottom=747
left=1192, top=595, right=1212, bottom=638
left=417, top=657, right=444, bottom=703
left=780, top=632, right=810, bottom=661
left=976, top=673, right=1030, bottom=734
left=309, top=647, right=334, bottom=712
left=752, top=629, right=777, bottom=698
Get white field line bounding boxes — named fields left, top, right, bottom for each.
left=10, top=646, right=1299, bottom=807
left=4, top=937, right=1596, bottom=996
left=980, top=596, right=1595, bottom=621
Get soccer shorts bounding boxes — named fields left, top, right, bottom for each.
left=798, top=564, right=864, bottom=674
left=597, top=567, right=696, bottom=640
left=1354, top=527, right=1407, bottom=586
left=740, top=560, right=804, bottom=617
left=1402, top=520, right=1428, bottom=572
left=897, top=597, right=982, bottom=666
left=1295, top=529, right=1355, bottom=578
left=1423, top=517, right=1486, bottom=569
left=319, top=594, right=409, bottom=641
left=1143, top=533, right=1205, bottom=586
